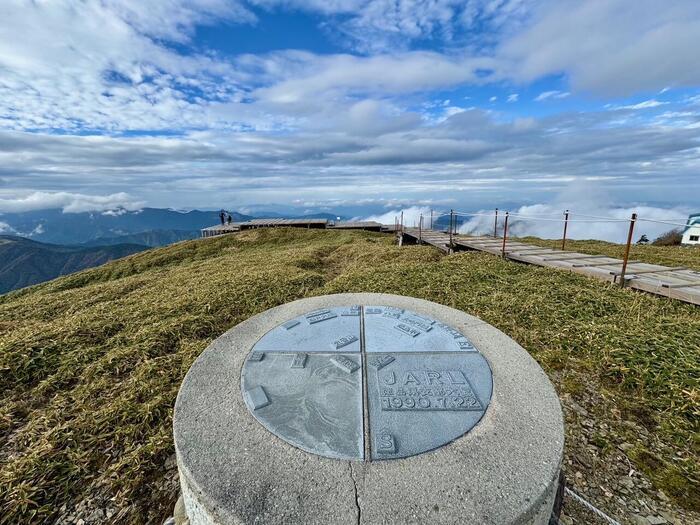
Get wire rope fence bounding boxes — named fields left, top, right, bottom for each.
left=394, top=207, right=694, bottom=287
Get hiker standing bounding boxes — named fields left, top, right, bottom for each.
left=219, top=210, right=225, bottom=225
left=227, top=214, right=232, bottom=225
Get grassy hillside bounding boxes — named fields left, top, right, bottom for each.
left=0, top=235, right=148, bottom=294
left=0, top=229, right=698, bottom=524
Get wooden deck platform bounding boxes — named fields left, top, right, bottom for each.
left=328, top=221, right=383, bottom=231
left=201, top=223, right=242, bottom=237
left=401, top=228, right=700, bottom=305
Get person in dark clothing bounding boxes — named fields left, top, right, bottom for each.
left=227, top=214, right=232, bottom=225
left=219, top=210, right=225, bottom=225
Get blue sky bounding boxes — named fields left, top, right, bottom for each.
left=0, top=0, right=699, bottom=222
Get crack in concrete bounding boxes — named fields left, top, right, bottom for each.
left=347, top=462, right=361, bottom=525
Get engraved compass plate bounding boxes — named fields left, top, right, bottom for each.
left=253, top=307, right=361, bottom=353
left=363, top=306, right=477, bottom=353
left=241, top=306, right=492, bottom=461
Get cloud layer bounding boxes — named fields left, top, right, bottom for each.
left=0, top=191, right=144, bottom=214
left=0, top=0, right=699, bottom=211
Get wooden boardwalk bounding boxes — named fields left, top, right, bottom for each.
left=401, top=228, right=700, bottom=306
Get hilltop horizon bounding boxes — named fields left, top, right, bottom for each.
left=1, top=198, right=695, bottom=246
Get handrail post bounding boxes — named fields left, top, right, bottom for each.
left=419, top=214, right=423, bottom=243
left=430, top=209, right=433, bottom=230
left=501, top=212, right=509, bottom=258
left=619, top=213, right=637, bottom=287
left=449, top=209, right=454, bottom=252
left=494, top=208, right=499, bottom=237
left=400, top=211, right=404, bottom=235
left=561, top=210, right=569, bottom=251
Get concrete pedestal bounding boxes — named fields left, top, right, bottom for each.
left=174, top=293, right=564, bottom=524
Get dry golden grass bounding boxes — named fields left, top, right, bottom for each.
left=0, top=229, right=698, bottom=523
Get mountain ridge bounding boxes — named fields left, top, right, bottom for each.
left=80, top=229, right=199, bottom=248
left=0, top=234, right=148, bottom=294
left=0, top=208, right=252, bottom=244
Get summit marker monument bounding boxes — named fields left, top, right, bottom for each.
left=174, top=293, right=564, bottom=524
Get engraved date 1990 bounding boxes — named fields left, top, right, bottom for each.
left=380, top=395, right=480, bottom=411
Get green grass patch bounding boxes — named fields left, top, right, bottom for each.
left=0, top=229, right=698, bottom=523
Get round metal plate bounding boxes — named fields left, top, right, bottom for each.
left=241, top=306, right=492, bottom=460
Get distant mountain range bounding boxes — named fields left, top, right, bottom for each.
left=80, top=229, right=200, bottom=248
left=0, top=235, right=148, bottom=294
left=0, top=208, right=252, bottom=245
left=0, top=208, right=347, bottom=245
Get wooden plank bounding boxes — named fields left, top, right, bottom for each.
left=456, top=243, right=528, bottom=250
left=509, top=250, right=560, bottom=256
left=661, top=282, right=700, bottom=289
left=458, top=238, right=503, bottom=243
left=629, top=279, right=700, bottom=305
left=504, top=246, right=554, bottom=252
left=542, top=254, right=583, bottom=261
left=542, top=255, right=610, bottom=262
left=572, top=260, right=638, bottom=268
left=609, top=267, right=687, bottom=276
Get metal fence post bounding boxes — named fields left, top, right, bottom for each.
left=619, top=213, right=637, bottom=287
left=494, top=208, right=499, bottom=237
left=561, top=210, right=569, bottom=251
left=501, top=212, right=509, bottom=258
left=449, top=209, right=454, bottom=251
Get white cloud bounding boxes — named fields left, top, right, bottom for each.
left=362, top=206, right=433, bottom=228
left=0, top=191, right=145, bottom=214
left=501, top=0, right=700, bottom=96
left=0, top=221, right=17, bottom=234
left=507, top=93, right=519, bottom=102
left=489, top=96, right=497, bottom=102
left=1, top=98, right=699, bottom=209
left=105, top=0, right=255, bottom=40
left=253, top=0, right=529, bottom=53
left=0, top=0, right=697, bottom=139
left=251, top=51, right=496, bottom=106
left=534, top=90, right=570, bottom=102
left=458, top=195, right=692, bottom=243
left=615, top=99, right=668, bottom=110
left=0, top=0, right=254, bottom=132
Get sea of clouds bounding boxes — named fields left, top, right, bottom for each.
left=364, top=203, right=691, bottom=244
